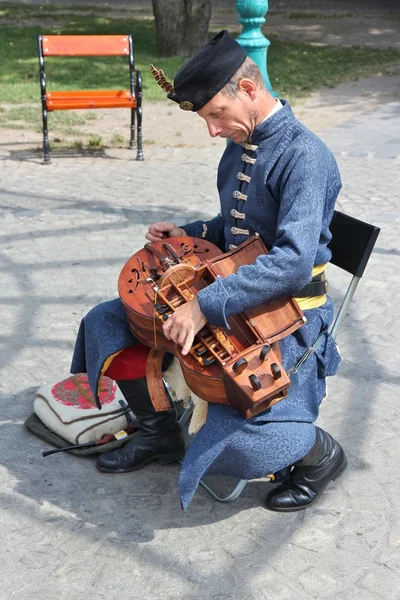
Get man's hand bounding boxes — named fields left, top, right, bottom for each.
left=162, top=297, right=207, bottom=356
left=145, top=221, right=186, bottom=243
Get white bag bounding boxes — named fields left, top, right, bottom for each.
left=34, top=373, right=131, bottom=445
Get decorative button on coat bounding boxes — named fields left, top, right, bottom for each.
left=232, top=190, right=248, bottom=201
left=236, top=172, right=251, bottom=183
left=230, top=208, right=246, bottom=219
left=241, top=153, right=257, bottom=165
left=242, top=142, right=258, bottom=151
left=231, top=226, right=250, bottom=236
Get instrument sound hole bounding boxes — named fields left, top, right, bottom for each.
left=192, top=244, right=209, bottom=254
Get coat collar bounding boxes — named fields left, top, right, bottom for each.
left=251, top=99, right=296, bottom=144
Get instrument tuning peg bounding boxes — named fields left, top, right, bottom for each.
left=249, top=374, right=261, bottom=391
left=271, top=363, right=282, bottom=380
left=259, top=344, right=271, bottom=361
left=149, top=266, right=160, bottom=281
left=232, top=357, right=248, bottom=375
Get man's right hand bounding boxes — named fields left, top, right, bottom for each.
left=145, top=221, right=186, bottom=243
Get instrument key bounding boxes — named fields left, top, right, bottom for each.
left=260, top=344, right=271, bottom=361
left=232, top=357, right=248, bottom=374
left=271, top=363, right=282, bottom=380
left=249, top=374, right=262, bottom=391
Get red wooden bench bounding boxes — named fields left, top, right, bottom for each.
left=38, top=34, right=143, bottom=163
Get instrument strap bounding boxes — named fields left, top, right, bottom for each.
left=146, top=348, right=174, bottom=411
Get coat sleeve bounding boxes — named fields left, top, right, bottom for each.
left=197, top=145, right=335, bottom=328
left=180, top=215, right=225, bottom=251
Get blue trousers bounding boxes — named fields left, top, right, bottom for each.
left=71, top=297, right=340, bottom=508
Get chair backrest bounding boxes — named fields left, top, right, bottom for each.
left=327, top=210, right=380, bottom=341
left=40, top=35, right=131, bottom=57
left=328, top=210, right=380, bottom=278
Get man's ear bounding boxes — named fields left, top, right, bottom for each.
left=238, top=78, right=258, bottom=100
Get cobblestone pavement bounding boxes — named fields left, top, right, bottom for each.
left=1, top=91, right=400, bottom=598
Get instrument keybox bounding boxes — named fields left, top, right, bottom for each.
left=223, top=344, right=290, bottom=418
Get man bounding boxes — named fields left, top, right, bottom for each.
left=71, top=30, right=346, bottom=511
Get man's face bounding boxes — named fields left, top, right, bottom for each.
left=197, top=89, right=259, bottom=145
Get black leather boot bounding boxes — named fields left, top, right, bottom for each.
left=265, top=427, right=347, bottom=512
left=96, top=378, right=185, bottom=473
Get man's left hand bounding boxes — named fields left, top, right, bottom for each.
left=162, top=297, right=207, bottom=356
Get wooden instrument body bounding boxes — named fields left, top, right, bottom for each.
left=118, top=235, right=305, bottom=418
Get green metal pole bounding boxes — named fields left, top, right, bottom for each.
left=235, top=0, right=277, bottom=97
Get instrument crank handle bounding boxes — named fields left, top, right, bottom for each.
left=144, top=242, right=167, bottom=263
left=162, top=242, right=182, bottom=264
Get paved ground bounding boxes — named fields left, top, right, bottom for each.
left=1, top=89, right=399, bottom=599
left=1, top=2, right=400, bottom=598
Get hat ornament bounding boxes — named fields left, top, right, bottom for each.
left=150, top=64, right=176, bottom=95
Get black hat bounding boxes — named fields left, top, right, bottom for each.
left=150, top=30, right=247, bottom=112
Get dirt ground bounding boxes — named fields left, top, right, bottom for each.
left=2, top=67, right=399, bottom=159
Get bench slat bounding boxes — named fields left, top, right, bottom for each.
left=46, top=90, right=136, bottom=110
left=42, top=35, right=130, bottom=56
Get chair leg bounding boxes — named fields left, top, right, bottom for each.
left=129, top=107, right=135, bottom=148
left=136, top=106, right=143, bottom=161
left=41, top=106, right=51, bottom=164
left=198, top=478, right=249, bottom=503
left=177, top=401, right=248, bottom=503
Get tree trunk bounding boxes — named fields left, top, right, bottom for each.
left=152, top=0, right=212, bottom=57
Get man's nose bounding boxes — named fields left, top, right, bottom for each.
left=207, top=122, right=221, bottom=138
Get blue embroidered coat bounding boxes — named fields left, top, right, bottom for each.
left=182, top=100, right=341, bottom=325
left=177, top=101, right=342, bottom=507
left=71, top=101, right=342, bottom=509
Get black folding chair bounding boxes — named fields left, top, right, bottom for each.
left=328, top=210, right=380, bottom=339
left=177, top=210, right=381, bottom=502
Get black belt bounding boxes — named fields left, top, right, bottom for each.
left=296, top=272, right=328, bottom=298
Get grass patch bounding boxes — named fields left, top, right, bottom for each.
left=0, top=104, right=94, bottom=136
left=110, top=132, right=125, bottom=145
left=0, top=2, right=148, bottom=17
left=51, top=139, right=110, bottom=151
left=267, top=40, right=400, bottom=97
left=0, top=10, right=183, bottom=104
left=287, top=12, right=354, bottom=20
left=70, top=141, right=84, bottom=150
left=51, top=139, right=84, bottom=150
left=88, top=135, right=103, bottom=147
left=7, top=105, right=87, bottom=125
left=53, top=126, right=87, bottom=136
left=0, top=2, right=398, bottom=125
left=0, top=122, right=26, bottom=130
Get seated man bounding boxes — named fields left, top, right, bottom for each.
left=71, top=30, right=346, bottom=512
